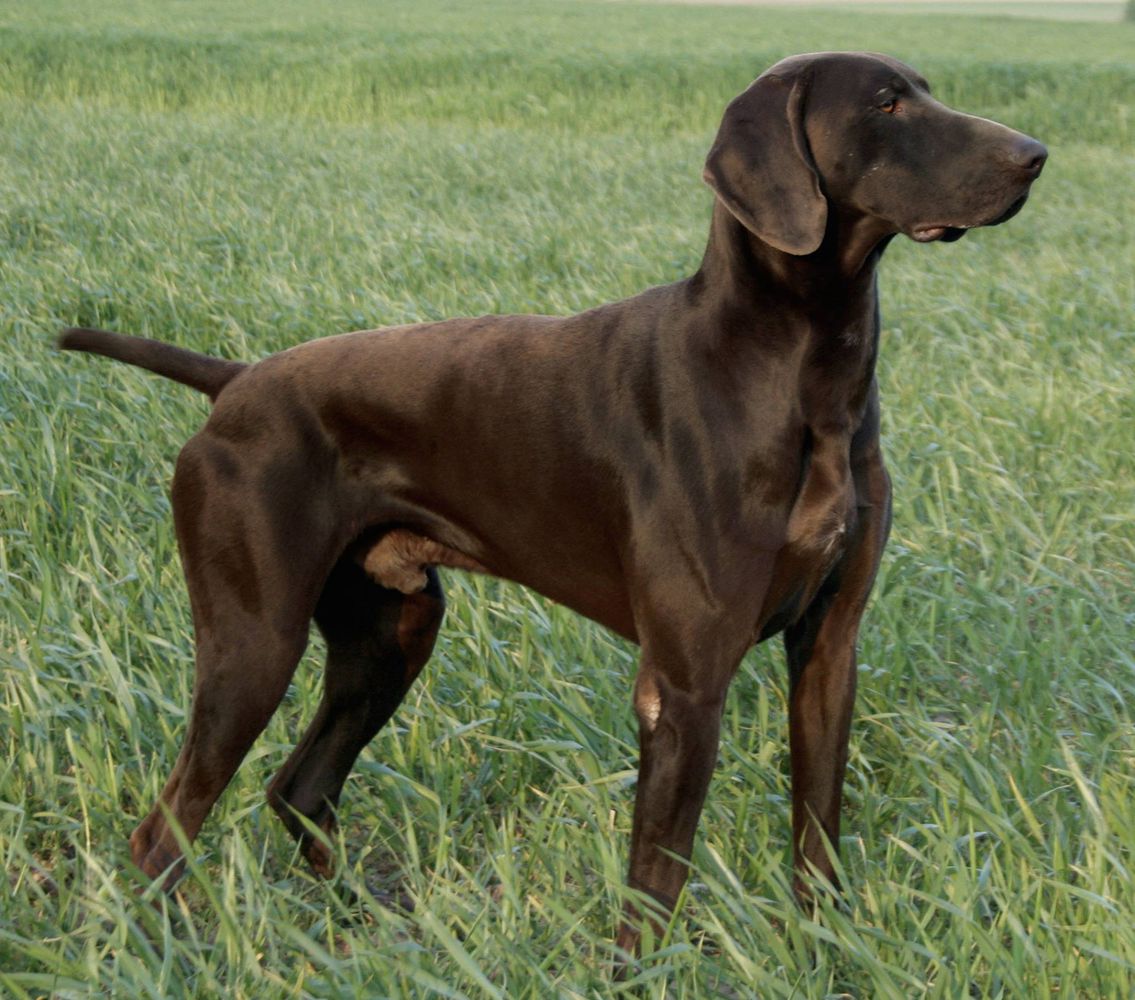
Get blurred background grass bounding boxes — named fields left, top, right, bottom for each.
left=1, top=1, right=1133, bottom=996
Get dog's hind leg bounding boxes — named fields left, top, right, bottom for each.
left=129, top=434, right=337, bottom=887
left=266, top=559, right=444, bottom=877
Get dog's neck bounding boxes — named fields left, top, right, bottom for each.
left=696, top=200, right=893, bottom=321
left=690, top=200, right=889, bottom=432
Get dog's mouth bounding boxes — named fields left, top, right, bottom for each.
left=911, top=225, right=967, bottom=243
left=986, top=192, right=1030, bottom=228
left=910, top=192, right=1030, bottom=244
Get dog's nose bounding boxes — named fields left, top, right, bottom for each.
left=1009, top=136, right=1048, bottom=178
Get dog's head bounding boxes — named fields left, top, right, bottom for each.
left=703, top=52, right=1047, bottom=255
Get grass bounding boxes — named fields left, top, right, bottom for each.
left=1, top=0, right=1133, bottom=996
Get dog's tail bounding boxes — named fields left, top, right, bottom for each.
left=58, top=328, right=247, bottom=401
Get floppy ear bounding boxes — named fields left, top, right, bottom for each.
left=702, top=72, right=827, bottom=256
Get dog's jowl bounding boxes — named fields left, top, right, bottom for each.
left=61, top=52, right=1045, bottom=953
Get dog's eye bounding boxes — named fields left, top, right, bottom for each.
left=879, top=98, right=899, bottom=114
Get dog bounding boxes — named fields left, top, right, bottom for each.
left=60, top=51, right=1046, bottom=952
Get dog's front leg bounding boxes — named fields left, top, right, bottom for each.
left=783, top=452, right=891, bottom=901
left=614, top=627, right=748, bottom=959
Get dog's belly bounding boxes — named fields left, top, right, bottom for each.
left=357, top=522, right=638, bottom=639
left=359, top=528, right=489, bottom=593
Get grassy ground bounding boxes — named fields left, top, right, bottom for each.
left=663, top=1, right=1127, bottom=24
left=1, top=0, right=1133, bottom=996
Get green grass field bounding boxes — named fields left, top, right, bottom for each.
left=2, top=0, right=1133, bottom=996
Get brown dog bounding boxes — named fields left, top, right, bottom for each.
left=61, top=52, right=1045, bottom=952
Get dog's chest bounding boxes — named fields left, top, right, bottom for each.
left=786, top=447, right=854, bottom=560
left=762, top=429, right=857, bottom=620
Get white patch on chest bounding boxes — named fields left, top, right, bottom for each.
left=821, top=518, right=848, bottom=557
left=789, top=502, right=851, bottom=557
